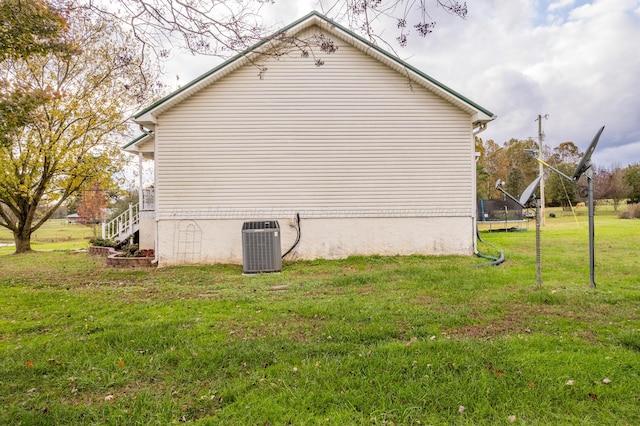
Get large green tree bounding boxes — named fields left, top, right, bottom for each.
left=0, top=0, right=76, bottom=148
left=0, top=11, right=161, bottom=253
left=476, top=138, right=538, bottom=200
left=0, top=0, right=71, bottom=60
left=476, top=137, right=589, bottom=208
left=549, top=141, right=583, bottom=165
left=594, top=165, right=630, bottom=211
left=623, top=163, right=640, bottom=204
left=503, top=138, right=539, bottom=197
left=545, top=163, right=580, bottom=208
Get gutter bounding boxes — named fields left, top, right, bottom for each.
left=473, top=122, right=488, bottom=136
left=151, top=223, right=159, bottom=266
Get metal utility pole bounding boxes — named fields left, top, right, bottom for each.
left=535, top=198, right=542, bottom=287
left=586, top=167, right=596, bottom=288
left=532, top=126, right=605, bottom=289
left=536, top=115, right=548, bottom=225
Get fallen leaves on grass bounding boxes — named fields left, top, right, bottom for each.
left=25, top=360, right=34, bottom=367
left=485, top=363, right=504, bottom=377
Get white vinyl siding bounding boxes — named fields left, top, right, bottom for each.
left=137, top=137, right=154, bottom=153
left=155, top=26, right=473, bottom=219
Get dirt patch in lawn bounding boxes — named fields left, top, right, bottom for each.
left=444, top=304, right=590, bottom=340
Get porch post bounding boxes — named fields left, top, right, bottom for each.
left=138, top=152, right=144, bottom=207
left=128, top=203, right=133, bottom=236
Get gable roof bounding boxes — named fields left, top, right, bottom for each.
left=133, top=11, right=495, bottom=129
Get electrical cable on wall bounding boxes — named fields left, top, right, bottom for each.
left=282, top=213, right=301, bottom=259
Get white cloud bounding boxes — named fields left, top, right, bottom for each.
left=549, top=0, right=578, bottom=13
left=403, top=0, right=640, bottom=167
left=594, top=139, right=640, bottom=166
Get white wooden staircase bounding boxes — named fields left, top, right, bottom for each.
left=102, top=203, right=139, bottom=242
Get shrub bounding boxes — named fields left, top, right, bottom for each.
left=89, top=238, right=117, bottom=247
left=618, top=203, right=640, bottom=219
left=119, top=243, right=142, bottom=257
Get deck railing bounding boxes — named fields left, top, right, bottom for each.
left=102, top=203, right=139, bottom=241
left=141, top=188, right=155, bottom=211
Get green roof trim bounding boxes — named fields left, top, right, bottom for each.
left=314, top=12, right=495, bottom=119
left=123, top=132, right=152, bottom=150
left=133, top=12, right=316, bottom=120
left=134, top=10, right=494, bottom=120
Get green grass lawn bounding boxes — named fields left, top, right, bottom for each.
left=0, top=208, right=638, bottom=425
left=0, top=219, right=96, bottom=254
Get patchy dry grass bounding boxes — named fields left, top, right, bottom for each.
left=0, top=208, right=639, bottom=425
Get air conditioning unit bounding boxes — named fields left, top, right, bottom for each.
left=242, top=221, right=282, bottom=274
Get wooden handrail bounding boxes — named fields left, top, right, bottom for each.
left=102, top=203, right=139, bottom=241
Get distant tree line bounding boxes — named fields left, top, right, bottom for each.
left=476, top=137, right=640, bottom=211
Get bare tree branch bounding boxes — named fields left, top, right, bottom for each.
left=318, top=0, right=467, bottom=51
left=49, top=0, right=467, bottom=61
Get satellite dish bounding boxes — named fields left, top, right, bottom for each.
left=519, top=176, right=541, bottom=207
left=573, top=126, right=605, bottom=181
left=495, top=176, right=540, bottom=208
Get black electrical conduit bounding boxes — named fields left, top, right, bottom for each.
left=472, top=229, right=505, bottom=267
left=282, top=212, right=301, bottom=259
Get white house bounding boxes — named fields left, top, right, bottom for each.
left=119, top=11, right=496, bottom=267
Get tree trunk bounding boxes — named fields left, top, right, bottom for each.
left=13, top=229, right=33, bottom=253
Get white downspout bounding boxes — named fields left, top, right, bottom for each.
left=472, top=122, right=488, bottom=254
left=138, top=152, right=144, bottom=208
left=473, top=122, right=487, bottom=136
left=151, top=219, right=159, bottom=265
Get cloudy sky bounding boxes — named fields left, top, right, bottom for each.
left=165, top=0, right=640, bottom=168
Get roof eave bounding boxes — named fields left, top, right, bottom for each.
left=134, top=113, right=157, bottom=130
left=472, top=112, right=497, bottom=126
left=132, top=13, right=324, bottom=123
left=123, top=132, right=154, bottom=153
left=305, top=12, right=495, bottom=120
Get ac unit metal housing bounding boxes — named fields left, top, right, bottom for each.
left=242, top=221, right=282, bottom=274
